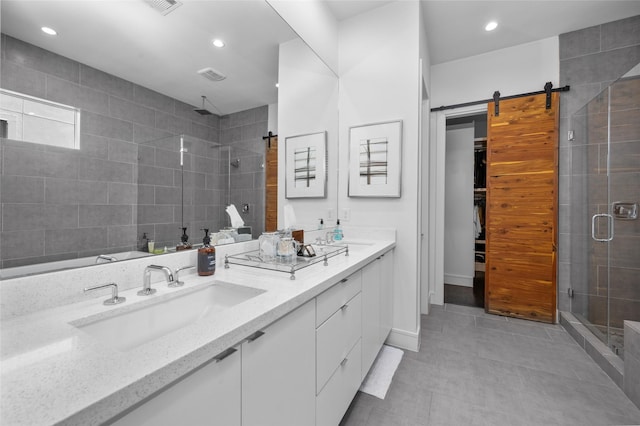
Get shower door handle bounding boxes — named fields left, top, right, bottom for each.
left=591, top=213, right=614, bottom=242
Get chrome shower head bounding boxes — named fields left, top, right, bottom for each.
left=194, top=95, right=213, bottom=115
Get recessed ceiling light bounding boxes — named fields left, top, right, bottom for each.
left=275, top=83, right=279, bottom=88
left=485, top=21, right=498, bottom=32
left=41, top=26, right=57, bottom=36
left=212, top=39, right=225, bottom=48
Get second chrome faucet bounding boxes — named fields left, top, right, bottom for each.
left=139, top=265, right=174, bottom=296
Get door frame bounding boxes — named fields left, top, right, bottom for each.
left=428, top=104, right=486, bottom=307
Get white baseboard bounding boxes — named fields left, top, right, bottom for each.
left=444, top=273, right=473, bottom=287
left=385, top=327, right=420, bottom=352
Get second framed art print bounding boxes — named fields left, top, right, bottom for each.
left=348, top=120, right=402, bottom=198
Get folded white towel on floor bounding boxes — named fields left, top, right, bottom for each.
left=359, top=345, right=404, bottom=399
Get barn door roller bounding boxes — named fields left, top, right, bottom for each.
left=544, top=82, right=553, bottom=109
left=493, top=91, right=501, bottom=116
left=262, top=131, right=277, bottom=149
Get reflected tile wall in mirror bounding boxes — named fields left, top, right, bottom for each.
left=0, top=34, right=267, bottom=270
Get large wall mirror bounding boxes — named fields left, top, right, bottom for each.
left=0, top=0, right=339, bottom=279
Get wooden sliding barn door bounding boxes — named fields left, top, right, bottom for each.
left=265, top=136, right=278, bottom=232
left=485, top=93, right=559, bottom=323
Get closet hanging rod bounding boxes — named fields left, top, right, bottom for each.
left=430, top=84, right=570, bottom=112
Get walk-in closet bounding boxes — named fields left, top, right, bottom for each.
left=443, top=114, right=487, bottom=308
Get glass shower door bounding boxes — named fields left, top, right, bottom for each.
left=606, top=70, right=640, bottom=356
left=570, top=64, right=640, bottom=358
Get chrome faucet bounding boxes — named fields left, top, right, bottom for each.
left=84, top=282, right=125, bottom=305
left=95, top=254, right=117, bottom=264
left=139, top=265, right=174, bottom=296
left=170, top=265, right=195, bottom=288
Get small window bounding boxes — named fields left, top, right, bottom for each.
left=0, top=89, right=80, bottom=149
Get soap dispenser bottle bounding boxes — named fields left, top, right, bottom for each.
left=177, top=227, right=192, bottom=251
left=334, top=219, right=343, bottom=241
left=197, top=229, right=216, bottom=276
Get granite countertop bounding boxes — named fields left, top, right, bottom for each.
left=0, top=238, right=395, bottom=426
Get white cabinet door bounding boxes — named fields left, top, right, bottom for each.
left=242, top=300, right=316, bottom=426
left=379, top=249, right=394, bottom=345
left=361, top=257, right=382, bottom=379
left=111, top=347, right=241, bottom=426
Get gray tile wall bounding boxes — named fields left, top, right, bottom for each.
left=0, top=34, right=237, bottom=267
left=558, top=15, right=640, bottom=315
left=219, top=107, right=268, bottom=238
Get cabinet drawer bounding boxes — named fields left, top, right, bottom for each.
left=316, top=292, right=362, bottom=394
left=316, top=340, right=362, bottom=426
left=316, top=270, right=362, bottom=326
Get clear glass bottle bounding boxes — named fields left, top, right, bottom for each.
left=258, top=231, right=280, bottom=262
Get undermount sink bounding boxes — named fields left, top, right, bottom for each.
left=72, top=282, right=264, bottom=352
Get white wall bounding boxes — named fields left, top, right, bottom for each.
left=418, top=1, right=432, bottom=314
left=277, top=38, right=339, bottom=230
left=431, top=37, right=560, bottom=108
left=266, top=0, right=339, bottom=75
left=267, top=103, right=278, bottom=134
left=443, top=123, right=474, bottom=287
left=338, top=1, right=422, bottom=351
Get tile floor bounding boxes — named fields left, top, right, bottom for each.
left=340, top=304, right=640, bottom=426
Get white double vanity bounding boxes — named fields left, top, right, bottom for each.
left=0, top=228, right=395, bottom=426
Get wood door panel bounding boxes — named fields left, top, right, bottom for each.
left=488, top=254, right=555, bottom=278
left=489, top=160, right=556, bottom=176
left=486, top=286, right=555, bottom=323
left=489, top=240, right=554, bottom=255
left=485, top=92, right=558, bottom=323
left=265, top=136, right=278, bottom=232
left=490, top=143, right=555, bottom=159
left=489, top=174, right=555, bottom=189
left=487, top=199, right=555, bottom=213
left=488, top=232, right=554, bottom=244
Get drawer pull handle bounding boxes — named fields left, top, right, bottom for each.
left=340, top=304, right=349, bottom=312
left=213, top=347, right=237, bottom=363
left=341, top=357, right=349, bottom=367
left=246, top=330, right=265, bottom=342
left=340, top=278, right=348, bottom=283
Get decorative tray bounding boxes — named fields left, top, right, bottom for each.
left=224, top=244, right=349, bottom=280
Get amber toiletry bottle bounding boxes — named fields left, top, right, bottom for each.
left=197, top=229, right=216, bottom=276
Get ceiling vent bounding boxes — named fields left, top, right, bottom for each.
left=197, top=67, right=227, bottom=82
left=143, top=0, right=182, bottom=16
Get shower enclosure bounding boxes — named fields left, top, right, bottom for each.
left=138, top=134, right=265, bottom=250
left=569, top=64, right=640, bottom=358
